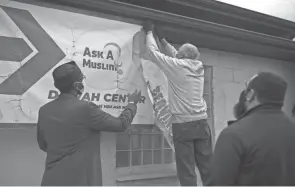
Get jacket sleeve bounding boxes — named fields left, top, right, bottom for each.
left=144, top=31, right=185, bottom=77
left=210, top=129, right=244, bottom=185
left=88, top=102, right=137, bottom=132
left=161, top=39, right=177, bottom=58
left=37, top=109, right=47, bottom=152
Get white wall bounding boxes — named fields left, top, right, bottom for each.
left=0, top=128, right=45, bottom=185
left=200, top=48, right=295, bottom=137
left=1, top=49, right=295, bottom=185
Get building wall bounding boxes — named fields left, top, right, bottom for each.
left=0, top=48, right=295, bottom=185
left=0, top=128, right=45, bottom=186
left=200, top=49, right=295, bottom=137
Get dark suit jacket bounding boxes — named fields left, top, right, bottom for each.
left=211, top=104, right=295, bottom=186
left=37, top=93, right=136, bottom=186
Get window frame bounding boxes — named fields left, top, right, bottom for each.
left=116, top=126, right=175, bottom=168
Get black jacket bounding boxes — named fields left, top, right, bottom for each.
left=211, top=104, right=295, bottom=186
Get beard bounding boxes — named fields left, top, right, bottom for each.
left=233, top=90, right=248, bottom=119
left=233, top=102, right=247, bottom=119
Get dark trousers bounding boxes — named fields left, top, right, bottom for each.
left=172, top=119, right=213, bottom=186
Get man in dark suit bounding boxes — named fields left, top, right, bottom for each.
left=37, top=61, right=141, bottom=186
left=211, top=72, right=295, bottom=186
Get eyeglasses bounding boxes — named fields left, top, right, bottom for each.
left=78, top=75, right=86, bottom=82
left=245, top=74, right=258, bottom=91
left=245, top=81, right=249, bottom=90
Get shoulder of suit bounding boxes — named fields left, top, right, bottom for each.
left=218, top=125, right=244, bottom=143
left=39, top=100, right=55, bottom=112
left=224, top=116, right=254, bottom=136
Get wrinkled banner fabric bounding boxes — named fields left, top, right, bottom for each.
left=0, top=1, right=174, bottom=150
left=133, top=30, right=174, bottom=150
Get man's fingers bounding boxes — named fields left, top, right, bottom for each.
left=143, top=20, right=154, bottom=31
left=130, top=90, right=135, bottom=97
left=146, top=20, right=153, bottom=25
left=129, top=89, right=142, bottom=103
left=148, top=21, right=154, bottom=27
left=133, top=89, right=138, bottom=95
left=138, top=90, right=142, bottom=97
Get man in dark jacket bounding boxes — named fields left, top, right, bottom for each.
left=37, top=61, right=141, bottom=186
left=211, top=72, right=295, bottom=186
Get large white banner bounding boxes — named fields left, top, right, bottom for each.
left=0, top=1, right=154, bottom=124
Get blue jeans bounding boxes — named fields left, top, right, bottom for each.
left=172, top=119, right=213, bottom=186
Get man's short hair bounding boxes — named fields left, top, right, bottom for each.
left=247, top=72, right=287, bottom=106
left=181, top=43, right=200, bottom=60
left=52, top=61, right=83, bottom=93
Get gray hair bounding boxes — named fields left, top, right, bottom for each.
left=180, top=43, right=200, bottom=60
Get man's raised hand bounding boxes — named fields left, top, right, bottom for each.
left=154, top=24, right=164, bottom=40
left=128, top=89, right=142, bottom=105
left=143, top=21, right=154, bottom=33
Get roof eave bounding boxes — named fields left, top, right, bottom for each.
left=15, top=0, right=295, bottom=62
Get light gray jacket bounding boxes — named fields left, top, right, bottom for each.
left=145, top=31, right=207, bottom=123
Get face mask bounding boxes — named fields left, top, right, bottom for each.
left=74, top=81, right=84, bottom=95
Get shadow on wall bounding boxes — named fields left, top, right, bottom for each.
left=0, top=128, right=45, bottom=186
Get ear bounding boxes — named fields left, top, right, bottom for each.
left=73, top=81, right=78, bottom=88
left=245, top=89, right=256, bottom=102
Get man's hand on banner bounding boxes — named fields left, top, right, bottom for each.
left=143, top=21, right=154, bottom=33
left=128, top=89, right=142, bottom=105
left=154, top=25, right=164, bottom=40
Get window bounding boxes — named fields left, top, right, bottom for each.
left=116, top=125, right=175, bottom=168
left=116, top=64, right=214, bottom=177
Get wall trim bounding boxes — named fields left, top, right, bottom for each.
left=0, top=123, right=36, bottom=129
left=165, top=0, right=295, bottom=38
left=116, top=163, right=176, bottom=181
left=11, top=0, right=295, bottom=61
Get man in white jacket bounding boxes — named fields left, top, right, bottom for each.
left=142, top=23, right=212, bottom=186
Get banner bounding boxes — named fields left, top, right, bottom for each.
left=0, top=1, right=154, bottom=124
left=0, top=1, right=174, bottom=150
left=132, top=30, right=174, bottom=150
